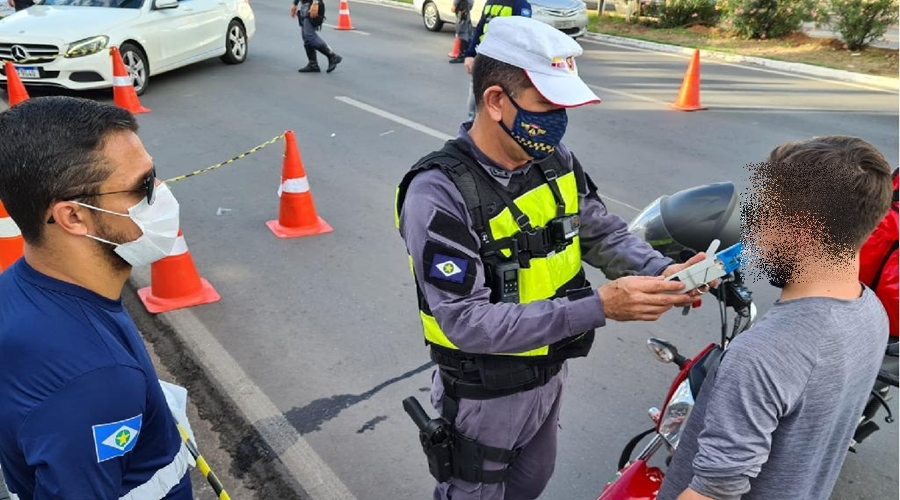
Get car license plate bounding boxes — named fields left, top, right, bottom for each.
left=14, top=66, right=40, bottom=79
left=556, top=20, right=576, bottom=29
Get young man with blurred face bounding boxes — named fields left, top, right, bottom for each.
left=657, top=136, right=895, bottom=500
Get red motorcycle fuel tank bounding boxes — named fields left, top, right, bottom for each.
left=597, top=459, right=664, bottom=500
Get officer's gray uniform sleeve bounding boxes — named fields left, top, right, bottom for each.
left=559, top=146, right=673, bottom=278
left=399, top=169, right=606, bottom=355
left=687, top=334, right=814, bottom=500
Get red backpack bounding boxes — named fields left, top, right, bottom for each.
left=860, top=168, right=899, bottom=338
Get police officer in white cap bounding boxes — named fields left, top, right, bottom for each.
left=396, top=16, right=712, bottom=500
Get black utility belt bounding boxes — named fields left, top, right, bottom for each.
left=436, top=360, right=563, bottom=400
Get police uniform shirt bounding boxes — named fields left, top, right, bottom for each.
left=398, top=123, right=674, bottom=354
left=0, top=260, right=192, bottom=500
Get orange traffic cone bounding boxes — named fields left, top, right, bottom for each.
left=136, top=229, right=220, bottom=313
left=110, top=47, right=150, bottom=115
left=4, top=61, right=30, bottom=107
left=448, top=35, right=462, bottom=58
left=266, top=131, right=333, bottom=239
left=671, top=49, right=706, bottom=112
left=0, top=201, right=24, bottom=272
left=335, top=0, right=355, bottom=30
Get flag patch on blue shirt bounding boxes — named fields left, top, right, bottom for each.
left=93, top=414, right=142, bottom=462
left=430, top=254, right=468, bottom=283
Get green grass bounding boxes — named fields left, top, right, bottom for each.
left=586, top=12, right=898, bottom=78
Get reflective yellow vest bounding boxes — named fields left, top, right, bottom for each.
left=478, top=2, right=514, bottom=42
left=396, top=141, right=595, bottom=362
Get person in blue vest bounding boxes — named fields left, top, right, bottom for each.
left=0, top=96, right=194, bottom=500
left=397, top=16, right=714, bottom=500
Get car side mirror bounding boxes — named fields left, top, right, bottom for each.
left=154, top=0, right=178, bottom=9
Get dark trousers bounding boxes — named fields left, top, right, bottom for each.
left=298, top=2, right=327, bottom=50
left=14, top=0, right=34, bottom=10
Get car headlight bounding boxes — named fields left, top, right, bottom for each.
left=658, top=378, right=695, bottom=450
left=65, top=36, right=109, bottom=58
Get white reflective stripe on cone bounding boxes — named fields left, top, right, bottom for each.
left=0, top=217, right=22, bottom=238
left=169, top=235, right=188, bottom=257
left=119, top=442, right=195, bottom=500
left=281, top=177, right=310, bottom=194
left=114, top=76, right=132, bottom=86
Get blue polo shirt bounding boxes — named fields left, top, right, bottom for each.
left=0, top=259, right=192, bottom=500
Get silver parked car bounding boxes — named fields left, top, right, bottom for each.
left=413, top=0, right=588, bottom=38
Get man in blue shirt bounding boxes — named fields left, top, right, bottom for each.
left=0, top=96, right=193, bottom=499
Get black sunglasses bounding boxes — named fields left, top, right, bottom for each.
left=47, top=167, right=157, bottom=224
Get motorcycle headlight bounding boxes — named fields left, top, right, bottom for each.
left=658, top=378, right=695, bottom=449
left=65, top=36, right=109, bottom=58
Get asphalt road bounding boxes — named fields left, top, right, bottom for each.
left=3, top=1, right=898, bottom=498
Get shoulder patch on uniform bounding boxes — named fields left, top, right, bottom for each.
left=93, top=413, right=142, bottom=463
left=423, top=241, right=477, bottom=295
left=430, top=254, right=469, bottom=283
left=520, top=7, right=531, bottom=16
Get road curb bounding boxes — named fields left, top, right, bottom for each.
left=580, top=32, right=899, bottom=91
left=125, top=272, right=357, bottom=500
left=124, top=275, right=310, bottom=500
left=355, top=0, right=898, bottom=91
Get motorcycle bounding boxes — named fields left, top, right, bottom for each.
left=596, top=182, right=900, bottom=500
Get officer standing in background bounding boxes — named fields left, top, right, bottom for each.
left=396, top=17, right=714, bottom=500
left=461, top=0, right=531, bottom=120
left=448, top=0, right=472, bottom=64
left=0, top=97, right=193, bottom=499
left=291, top=0, right=343, bottom=73
left=7, top=0, right=34, bottom=11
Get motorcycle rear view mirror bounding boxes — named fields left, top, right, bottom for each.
left=647, top=338, right=688, bottom=368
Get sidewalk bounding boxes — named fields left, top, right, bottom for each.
left=803, top=22, right=899, bottom=50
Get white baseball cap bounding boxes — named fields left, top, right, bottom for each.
left=476, top=16, right=601, bottom=108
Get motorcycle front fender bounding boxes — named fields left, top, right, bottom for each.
left=597, top=459, right=664, bottom=500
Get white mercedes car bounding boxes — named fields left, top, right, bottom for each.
left=0, top=0, right=255, bottom=95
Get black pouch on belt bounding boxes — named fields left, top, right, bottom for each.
left=476, top=357, right=540, bottom=391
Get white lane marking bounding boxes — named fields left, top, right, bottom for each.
left=353, top=0, right=417, bottom=11
left=132, top=274, right=359, bottom=500
left=589, top=83, right=668, bottom=105
left=324, top=24, right=371, bottom=35
left=589, top=84, right=890, bottom=115
left=335, top=96, right=453, bottom=141
left=334, top=96, right=642, bottom=213
left=706, top=106, right=897, bottom=114
left=579, top=37, right=896, bottom=94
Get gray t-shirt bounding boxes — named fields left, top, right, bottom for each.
left=657, top=286, right=889, bottom=500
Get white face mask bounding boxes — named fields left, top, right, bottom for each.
left=75, top=182, right=180, bottom=268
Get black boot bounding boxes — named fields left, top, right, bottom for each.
left=318, top=45, right=342, bottom=73
left=298, top=46, right=320, bottom=73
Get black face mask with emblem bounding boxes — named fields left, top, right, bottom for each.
left=499, top=92, right=568, bottom=161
